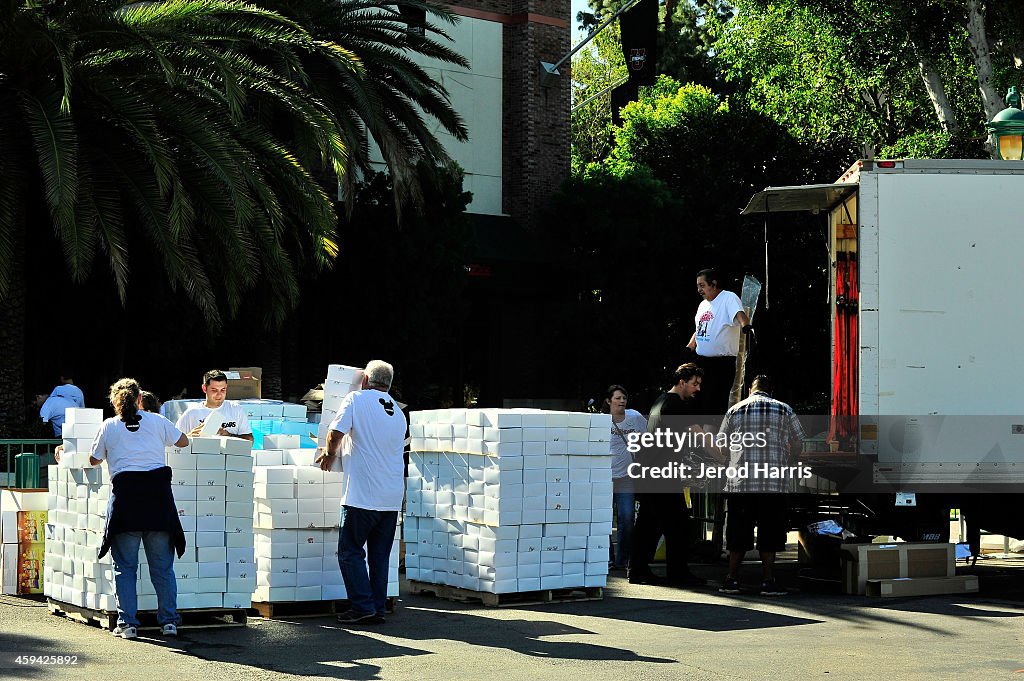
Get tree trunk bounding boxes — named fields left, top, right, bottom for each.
left=260, top=329, right=283, bottom=400
left=914, top=46, right=959, bottom=134
left=0, top=207, right=26, bottom=436
left=965, top=0, right=1003, bottom=156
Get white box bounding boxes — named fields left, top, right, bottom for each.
left=255, top=449, right=284, bottom=466
left=255, top=483, right=295, bottom=499
left=223, top=593, right=252, bottom=609
left=197, top=576, right=227, bottom=593
left=225, top=454, right=253, bottom=472
left=254, top=585, right=296, bottom=602
left=227, top=531, right=255, bottom=547
left=196, top=532, right=225, bottom=547
left=226, top=486, right=251, bottom=503
left=227, top=470, right=256, bottom=488
left=197, top=470, right=227, bottom=487
left=195, top=454, right=227, bottom=470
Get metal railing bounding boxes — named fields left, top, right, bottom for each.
left=1, top=439, right=60, bottom=489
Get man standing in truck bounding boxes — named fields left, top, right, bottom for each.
left=687, top=268, right=750, bottom=415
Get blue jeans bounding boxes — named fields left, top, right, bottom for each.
left=338, top=506, right=398, bottom=616
left=613, top=491, right=637, bottom=568
left=110, top=531, right=178, bottom=627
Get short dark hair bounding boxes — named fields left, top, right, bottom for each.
left=672, top=363, right=704, bottom=385
left=140, top=391, right=161, bottom=413
left=696, top=268, right=720, bottom=288
left=203, top=369, right=228, bottom=386
left=751, top=374, right=772, bottom=394
left=605, top=384, right=628, bottom=400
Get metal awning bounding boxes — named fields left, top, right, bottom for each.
left=741, top=183, right=858, bottom=215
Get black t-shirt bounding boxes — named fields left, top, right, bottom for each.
left=647, top=392, right=694, bottom=434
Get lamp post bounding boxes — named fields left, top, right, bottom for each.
left=986, top=87, right=1024, bottom=160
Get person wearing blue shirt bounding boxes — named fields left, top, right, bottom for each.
left=38, top=377, right=84, bottom=437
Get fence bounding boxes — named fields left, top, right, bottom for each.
left=1, top=439, right=60, bottom=488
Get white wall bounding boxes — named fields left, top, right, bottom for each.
left=369, top=16, right=504, bottom=216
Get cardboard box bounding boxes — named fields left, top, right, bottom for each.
left=841, top=542, right=955, bottom=595
left=866, top=575, right=978, bottom=598
left=226, top=367, right=262, bottom=400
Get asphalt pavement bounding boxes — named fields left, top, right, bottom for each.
left=2, top=558, right=1023, bottom=681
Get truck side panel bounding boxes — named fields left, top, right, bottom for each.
left=874, top=172, right=1024, bottom=416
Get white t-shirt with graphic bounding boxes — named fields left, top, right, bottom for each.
left=694, top=290, right=744, bottom=357
left=328, top=389, right=407, bottom=512
left=175, top=401, right=252, bottom=436
left=609, top=409, right=648, bottom=479
left=91, top=412, right=184, bottom=480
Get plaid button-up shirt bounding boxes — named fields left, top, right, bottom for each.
left=718, top=391, right=806, bottom=493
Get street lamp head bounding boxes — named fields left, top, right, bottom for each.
left=986, top=87, right=1024, bottom=160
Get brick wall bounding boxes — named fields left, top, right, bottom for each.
left=450, top=0, right=570, bottom=229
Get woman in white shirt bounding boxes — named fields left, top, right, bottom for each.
left=607, top=385, right=648, bottom=570
left=90, top=378, right=188, bottom=640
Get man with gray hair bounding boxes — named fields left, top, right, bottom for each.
left=319, top=360, right=407, bottom=624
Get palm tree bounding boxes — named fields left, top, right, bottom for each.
left=0, top=0, right=360, bottom=428
left=263, top=0, right=470, bottom=209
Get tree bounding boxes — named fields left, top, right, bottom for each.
left=714, top=0, right=1023, bottom=158
left=261, top=0, right=470, bottom=208
left=557, top=76, right=842, bottom=407
left=0, top=1, right=428, bottom=428
left=571, top=21, right=627, bottom=171
left=577, top=0, right=730, bottom=88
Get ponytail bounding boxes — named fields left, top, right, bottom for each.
left=108, top=378, right=141, bottom=428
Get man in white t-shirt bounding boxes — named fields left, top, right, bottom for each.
left=686, top=268, right=750, bottom=414
left=174, top=370, right=254, bottom=442
left=318, top=360, right=406, bottom=625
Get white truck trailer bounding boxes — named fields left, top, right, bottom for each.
left=742, top=159, right=1024, bottom=545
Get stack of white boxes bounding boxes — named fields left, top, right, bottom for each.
left=43, top=409, right=257, bottom=612
left=167, top=436, right=256, bottom=610
left=44, top=408, right=112, bottom=608
left=253, top=464, right=343, bottom=602
left=316, top=365, right=364, bottom=448
left=250, top=463, right=400, bottom=603
left=43, top=462, right=116, bottom=610
left=57, top=408, right=104, bottom=468
left=404, top=409, right=613, bottom=594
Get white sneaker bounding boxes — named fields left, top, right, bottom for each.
left=162, top=623, right=178, bottom=636
left=113, top=625, right=138, bottom=640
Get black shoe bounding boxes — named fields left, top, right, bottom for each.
left=336, top=610, right=384, bottom=625
left=719, top=577, right=741, bottom=594
left=667, top=573, right=707, bottom=588
left=760, top=580, right=787, bottom=596
left=627, top=571, right=666, bottom=585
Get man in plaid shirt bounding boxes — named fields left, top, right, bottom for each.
left=717, top=375, right=805, bottom=596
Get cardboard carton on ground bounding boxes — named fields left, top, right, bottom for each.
left=866, top=575, right=979, bottom=598
left=840, top=542, right=954, bottom=595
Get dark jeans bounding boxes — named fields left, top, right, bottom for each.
left=629, top=492, right=692, bottom=580
left=338, top=506, right=398, bottom=616
left=695, top=354, right=737, bottom=415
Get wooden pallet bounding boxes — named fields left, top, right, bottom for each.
left=408, top=581, right=603, bottom=607
left=47, top=598, right=247, bottom=631
left=251, top=597, right=398, bottom=620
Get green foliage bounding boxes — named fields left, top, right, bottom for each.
left=0, top=0, right=468, bottom=330
left=880, top=131, right=987, bottom=160
left=571, top=22, right=626, bottom=172
left=261, top=0, right=469, bottom=209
